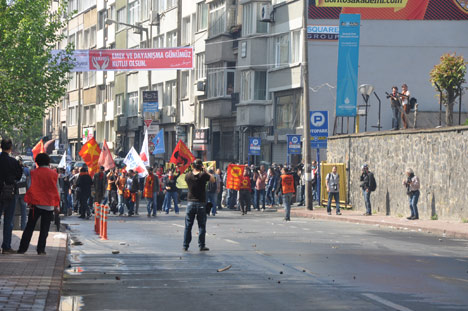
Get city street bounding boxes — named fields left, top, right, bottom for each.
left=61, top=207, right=468, bottom=311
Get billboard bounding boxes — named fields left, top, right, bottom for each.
left=52, top=48, right=193, bottom=72
left=309, top=0, right=468, bottom=20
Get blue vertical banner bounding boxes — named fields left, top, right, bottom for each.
left=248, top=137, right=261, bottom=156
left=287, top=134, right=302, bottom=155
left=310, top=111, right=329, bottom=149
left=336, top=14, right=361, bottom=117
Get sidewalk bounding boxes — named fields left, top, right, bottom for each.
left=0, top=230, right=68, bottom=311
left=287, top=205, right=468, bottom=239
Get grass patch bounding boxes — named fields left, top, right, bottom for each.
left=397, top=213, right=403, bottom=218
left=462, top=218, right=468, bottom=223
left=431, top=214, right=438, bottom=220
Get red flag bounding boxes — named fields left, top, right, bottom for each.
left=32, top=139, right=45, bottom=160
left=226, top=164, right=245, bottom=191
left=79, top=137, right=101, bottom=176
left=98, top=140, right=115, bottom=171
left=169, top=140, right=195, bottom=173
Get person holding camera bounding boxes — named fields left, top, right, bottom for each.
left=276, top=166, right=295, bottom=221
left=402, top=168, right=420, bottom=220
left=183, top=159, right=215, bottom=251
left=326, top=166, right=341, bottom=215
left=387, top=86, right=401, bottom=130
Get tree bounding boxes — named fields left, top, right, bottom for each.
left=430, top=53, right=467, bottom=126
left=0, top=0, right=73, bottom=133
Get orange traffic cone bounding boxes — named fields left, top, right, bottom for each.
left=94, top=202, right=101, bottom=234
left=100, top=205, right=108, bottom=240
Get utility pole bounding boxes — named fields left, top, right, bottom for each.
left=176, top=0, right=182, bottom=128
left=302, top=0, right=313, bottom=210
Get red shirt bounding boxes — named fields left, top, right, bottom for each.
left=24, top=166, right=60, bottom=207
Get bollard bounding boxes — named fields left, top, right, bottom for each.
left=100, top=204, right=108, bottom=240
left=94, top=202, right=101, bottom=234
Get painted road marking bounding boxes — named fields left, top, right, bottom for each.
left=172, top=224, right=184, bottom=228
left=362, top=293, right=413, bottom=311
left=224, top=239, right=240, bottom=245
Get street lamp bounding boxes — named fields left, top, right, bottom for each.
left=359, top=84, right=374, bottom=132
left=105, top=18, right=151, bottom=91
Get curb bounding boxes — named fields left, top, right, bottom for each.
left=45, top=229, right=69, bottom=310
left=289, top=210, right=468, bottom=240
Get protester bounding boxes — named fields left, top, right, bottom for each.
left=206, top=169, right=218, bottom=216
left=15, top=156, right=30, bottom=229
left=215, top=168, right=223, bottom=211
left=276, top=166, right=295, bottom=221
left=69, top=168, right=80, bottom=213
left=127, top=170, right=139, bottom=216
left=183, top=159, right=215, bottom=251
left=360, top=164, right=376, bottom=216
left=253, top=165, right=267, bottom=211
left=144, top=167, right=160, bottom=217
left=266, top=167, right=277, bottom=207
left=162, top=169, right=179, bottom=214
left=116, top=170, right=128, bottom=216
left=107, top=168, right=118, bottom=214
left=93, top=166, right=107, bottom=205
left=76, top=167, right=93, bottom=219
left=326, top=166, right=342, bottom=215
left=239, top=167, right=252, bottom=215
left=0, top=138, right=23, bottom=254
left=403, top=168, right=420, bottom=220
left=58, top=168, right=71, bottom=216
left=17, top=153, right=60, bottom=255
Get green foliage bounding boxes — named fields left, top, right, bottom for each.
left=465, top=118, right=468, bottom=126
left=0, top=0, right=73, bottom=131
left=430, top=53, right=467, bottom=126
left=431, top=214, right=438, bottom=221
left=462, top=218, right=468, bottom=224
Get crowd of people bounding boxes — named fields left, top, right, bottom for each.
left=0, top=136, right=423, bottom=254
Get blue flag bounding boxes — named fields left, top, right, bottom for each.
left=152, top=129, right=165, bottom=155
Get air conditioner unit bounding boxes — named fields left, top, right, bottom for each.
left=260, top=4, right=273, bottom=22
left=133, top=22, right=142, bottom=34
left=150, top=11, right=160, bottom=26
left=196, top=81, right=205, bottom=92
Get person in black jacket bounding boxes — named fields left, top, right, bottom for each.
left=0, top=138, right=23, bottom=254
left=76, top=167, right=93, bottom=219
left=163, top=169, right=180, bottom=214
left=127, top=170, right=139, bottom=216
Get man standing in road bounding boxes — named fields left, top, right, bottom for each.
left=76, top=167, right=93, bottom=219
left=93, top=166, right=107, bottom=205
left=276, top=167, right=295, bottom=221
left=183, top=159, right=215, bottom=251
left=326, top=166, right=342, bottom=216
left=360, top=164, right=376, bottom=216
left=253, top=165, right=267, bottom=211
left=0, top=138, right=23, bottom=254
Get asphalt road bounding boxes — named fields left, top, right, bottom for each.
left=60, top=207, right=468, bottom=311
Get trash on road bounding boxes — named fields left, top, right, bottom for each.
left=112, top=250, right=120, bottom=254
left=217, top=265, right=232, bottom=272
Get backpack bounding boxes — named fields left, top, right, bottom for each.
left=206, top=179, right=217, bottom=193
left=368, top=172, right=377, bottom=192
left=409, top=97, right=417, bottom=111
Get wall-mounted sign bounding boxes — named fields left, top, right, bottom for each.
left=307, top=25, right=339, bottom=40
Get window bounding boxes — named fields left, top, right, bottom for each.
left=83, top=71, right=95, bottom=88
left=153, top=35, right=164, bottom=48
left=89, top=26, right=96, bottom=47
left=62, top=97, right=68, bottom=110
left=116, top=94, right=124, bottom=115
left=181, top=71, right=189, bottom=99
left=291, top=30, right=301, bottom=63
left=197, top=2, right=208, bottom=31
left=207, top=62, right=235, bottom=98
left=241, top=71, right=266, bottom=101
left=275, top=33, right=289, bottom=67
left=128, top=1, right=140, bottom=25
left=128, top=91, right=138, bottom=117
left=68, top=103, right=78, bottom=126
left=107, top=83, right=114, bottom=103
left=242, top=3, right=268, bottom=36
left=196, top=52, right=205, bottom=81
left=164, top=80, right=176, bottom=107
left=167, top=0, right=176, bottom=9
left=141, top=0, right=148, bottom=20
left=182, top=16, right=191, bottom=46
left=68, top=72, right=77, bottom=91
left=117, top=8, right=126, bottom=31
left=108, top=5, right=116, bottom=20
left=166, top=31, right=177, bottom=48
left=208, top=0, right=226, bottom=37
left=98, top=85, right=106, bottom=105
left=98, top=10, right=106, bottom=30
left=76, top=31, right=82, bottom=49
left=276, top=92, right=300, bottom=130
left=156, top=0, right=166, bottom=13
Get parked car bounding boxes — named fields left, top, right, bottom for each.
left=49, top=155, right=63, bottom=168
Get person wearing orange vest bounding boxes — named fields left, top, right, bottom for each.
left=144, top=167, right=160, bottom=217
left=116, top=170, right=128, bottom=216
left=276, top=167, right=295, bottom=221
left=238, top=167, right=252, bottom=215
left=17, top=153, right=60, bottom=255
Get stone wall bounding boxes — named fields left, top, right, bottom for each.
left=326, top=126, right=468, bottom=220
